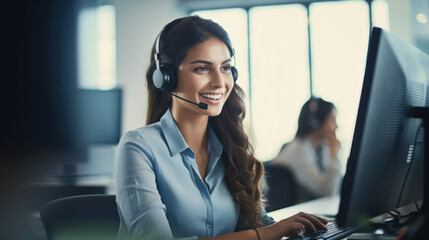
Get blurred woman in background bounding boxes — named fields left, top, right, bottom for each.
left=273, top=97, right=342, bottom=203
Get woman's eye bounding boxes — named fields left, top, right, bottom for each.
left=194, top=66, right=209, bottom=72
left=221, top=65, right=231, bottom=71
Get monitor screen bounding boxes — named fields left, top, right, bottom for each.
left=336, top=27, right=429, bottom=227
left=37, top=88, right=124, bottom=179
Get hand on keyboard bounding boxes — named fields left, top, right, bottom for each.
left=288, top=222, right=358, bottom=240
left=277, top=212, right=328, bottom=238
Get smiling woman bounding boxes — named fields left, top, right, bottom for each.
left=174, top=37, right=235, bottom=117
left=114, top=15, right=328, bottom=240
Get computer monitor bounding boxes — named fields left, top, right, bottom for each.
left=74, top=89, right=122, bottom=147
left=336, top=27, right=429, bottom=228
left=55, top=88, right=123, bottom=178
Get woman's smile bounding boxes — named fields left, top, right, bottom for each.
left=175, top=37, right=234, bottom=116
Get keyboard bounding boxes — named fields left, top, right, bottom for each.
left=288, top=222, right=359, bottom=240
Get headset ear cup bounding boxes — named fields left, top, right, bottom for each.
left=152, top=68, right=165, bottom=90
left=231, top=66, right=238, bottom=82
left=152, top=64, right=176, bottom=92
left=309, top=118, right=321, bottom=130
left=307, top=100, right=320, bottom=130
left=161, top=64, right=176, bottom=92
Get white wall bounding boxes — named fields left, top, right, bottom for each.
left=114, top=0, right=186, bottom=133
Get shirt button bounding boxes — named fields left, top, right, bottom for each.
left=208, top=224, right=213, bottom=230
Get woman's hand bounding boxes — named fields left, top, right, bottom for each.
left=277, top=212, right=328, bottom=238
left=202, top=212, right=328, bottom=240
left=326, top=133, right=341, bottom=159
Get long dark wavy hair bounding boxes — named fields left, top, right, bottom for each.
left=145, top=15, right=264, bottom=228
left=295, top=97, right=336, bottom=138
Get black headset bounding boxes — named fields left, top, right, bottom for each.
left=152, top=18, right=238, bottom=92
left=307, top=98, right=321, bottom=130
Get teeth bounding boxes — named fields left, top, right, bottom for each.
left=200, top=94, right=222, bottom=100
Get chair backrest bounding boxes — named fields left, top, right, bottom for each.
left=263, top=162, right=297, bottom=212
left=40, top=194, right=119, bottom=240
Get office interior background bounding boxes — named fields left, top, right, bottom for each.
left=2, top=0, right=427, bottom=193
left=80, top=0, right=428, bottom=168
left=1, top=0, right=428, bottom=238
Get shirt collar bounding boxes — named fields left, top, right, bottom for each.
left=160, top=109, right=223, bottom=159
left=207, top=126, right=223, bottom=160
left=160, top=109, right=189, bottom=156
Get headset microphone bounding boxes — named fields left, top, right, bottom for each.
left=168, top=92, right=208, bottom=110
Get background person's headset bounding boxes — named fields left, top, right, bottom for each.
left=307, top=98, right=321, bottom=130
left=152, top=18, right=239, bottom=93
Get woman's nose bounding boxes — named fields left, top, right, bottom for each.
left=210, top=70, right=225, bottom=87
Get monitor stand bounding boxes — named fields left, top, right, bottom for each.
left=405, top=106, right=429, bottom=238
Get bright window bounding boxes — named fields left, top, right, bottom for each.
left=250, top=5, right=310, bottom=160
left=78, top=5, right=116, bottom=89
left=372, top=0, right=390, bottom=30
left=310, top=0, right=370, bottom=166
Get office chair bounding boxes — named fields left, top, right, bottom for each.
left=40, top=194, right=119, bottom=240
left=263, top=162, right=297, bottom=212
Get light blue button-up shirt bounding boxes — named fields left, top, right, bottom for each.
left=115, top=109, right=274, bottom=240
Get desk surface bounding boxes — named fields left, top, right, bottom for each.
left=267, top=195, right=406, bottom=240
left=268, top=195, right=340, bottom=222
